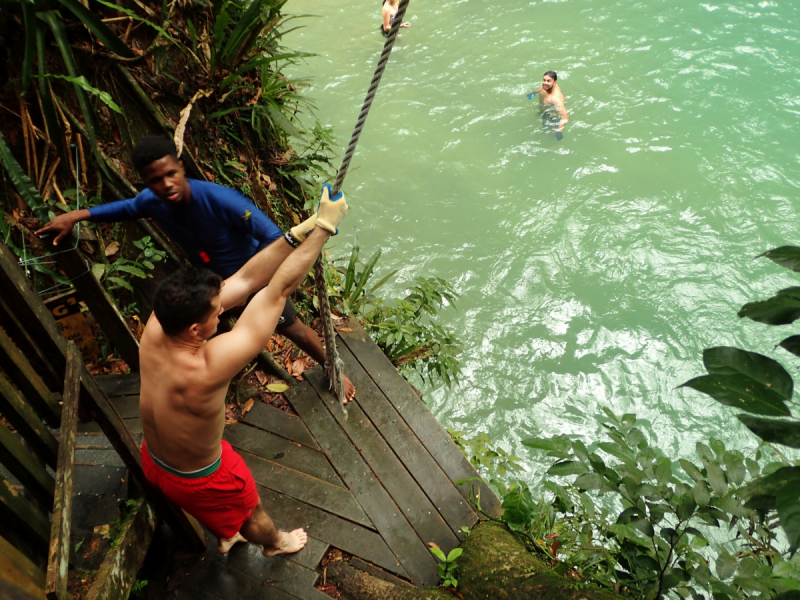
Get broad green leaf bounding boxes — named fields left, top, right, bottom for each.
left=737, top=415, right=800, bottom=448
left=107, top=276, right=133, bottom=292
left=574, top=473, right=605, bottom=491
left=446, top=548, right=462, bottom=562
left=713, top=495, right=750, bottom=518
left=40, top=74, right=123, bottom=113
left=680, top=459, right=704, bottom=482
left=91, top=263, right=105, bottom=280
left=114, top=265, right=146, bottom=278
left=571, top=439, right=589, bottom=462
left=757, top=246, right=800, bottom=272
left=693, top=480, right=711, bottom=507
left=681, top=374, right=790, bottom=417
left=703, top=346, right=793, bottom=400
left=57, top=0, right=135, bottom=58
left=598, top=441, right=636, bottom=465
left=702, top=459, right=728, bottom=496
left=266, top=384, right=289, bottom=393
left=626, top=427, right=645, bottom=447
left=521, top=435, right=572, bottom=457
left=740, top=466, right=800, bottom=501
left=772, top=593, right=800, bottom=600
left=778, top=335, right=800, bottom=358
left=547, top=460, right=589, bottom=477
left=777, top=485, right=800, bottom=553
left=0, top=131, right=48, bottom=222
left=429, top=547, right=446, bottom=562
left=709, top=436, right=726, bottom=458
left=723, top=452, right=746, bottom=485
left=500, top=486, right=533, bottom=529
left=716, top=549, right=737, bottom=580
left=739, top=287, right=800, bottom=325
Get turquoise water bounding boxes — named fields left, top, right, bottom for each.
left=285, top=0, right=800, bottom=479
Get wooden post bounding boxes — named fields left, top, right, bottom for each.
left=42, top=236, right=140, bottom=371
left=46, top=342, right=81, bottom=600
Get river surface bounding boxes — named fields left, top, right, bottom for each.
left=284, top=0, right=800, bottom=481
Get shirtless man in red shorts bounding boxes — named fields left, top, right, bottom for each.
left=139, top=185, right=347, bottom=555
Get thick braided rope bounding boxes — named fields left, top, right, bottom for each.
left=314, top=0, right=411, bottom=414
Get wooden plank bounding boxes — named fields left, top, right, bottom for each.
left=335, top=342, right=478, bottom=537
left=76, top=366, right=206, bottom=552
left=0, top=325, right=62, bottom=425
left=0, top=472, right=51, bottom=550
left=0, top=535, right=46, bottom=599
left=0, top=418, right=55, bottom=508
left=213, top=542, right=327, bottom=600
left=242, top=402, right=321, bottom=451
left=304, top=366, right=460, bottom=554
left=46, top=342, right=81, bottom=600
left=181, top=559, right=312, bottom=600
left=43, top=239, right=140, bottom=371
left=0, top=241, right=69, bottom=383
left=257, top=487, right=406, bottom=578
left=0, top=294, right=62, bottom=397
left=238, top=450, right=372, bottom=529
left=339, top=319, right=503, bottom=517
left=286, top=380, right=439, bottom=586
left=84, top=500, right=158, bottom=600
left=94, top=374, right=140, bottom=398
left=283, top=536, right=328, bottom=571
left=0, top=372, right=58, bottom=469
left=223, top=424, right=343, bottom=487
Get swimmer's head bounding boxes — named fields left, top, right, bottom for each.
left=542, top=71, right=558, bottom=90
left=153, top=268, right=224, bottom=339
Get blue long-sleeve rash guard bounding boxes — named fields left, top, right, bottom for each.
left=88, top=180, right=283, bottom=278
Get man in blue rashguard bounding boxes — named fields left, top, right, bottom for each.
left=38, top=135, right=355, bottom=401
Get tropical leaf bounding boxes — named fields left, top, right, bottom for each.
left=757, top=246, right=800, bottom=272
left=38, top=10, right=100, bottom=146
left=738, top=287, right=800, bottom=325
left=349, top=250, right=381, bottom=306
left=737, top=415, right=800, bottom=448
left=0, top=131, right=48, bottom=222
left=547, top=460, right=589, bottom=477
left=740, top=466, right=800, bottom=501
left=703, top=346, right=793, bottom=400
left=40, top=74, right=122, bottom=113
left=680, top=374, right=790, bottom=417
left=778, top=335, right=800, bottom=358
left=776, top=485, right=800, bottom=553
left=57, top=0, right=136, bottom=58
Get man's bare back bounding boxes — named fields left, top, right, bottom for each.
left=139, top=294, right=229, bottom=472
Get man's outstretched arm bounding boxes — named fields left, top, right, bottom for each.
left=207, top=189, right=347, bottom=383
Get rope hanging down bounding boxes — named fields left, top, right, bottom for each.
left=314, top=0, right=412, bottom=415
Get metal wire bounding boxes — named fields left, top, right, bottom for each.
left=314, top=0, right=411, bottom=415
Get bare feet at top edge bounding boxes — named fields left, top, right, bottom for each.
left=344, top=375, right=356, bottom=404
left=217, top=531, right=248, bottom=554
left=262, top=529, right=308, bottom=556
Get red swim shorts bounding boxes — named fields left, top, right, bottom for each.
left=141, top=439, right=259, bottom=540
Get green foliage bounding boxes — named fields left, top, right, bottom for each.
left=0, top=131, right=48, bottom=222
left=92, top=237, right=165, bottom=303
left=430, top=546, right=462, bottom=589
left=683, top=246, right=800, bottom=554
left=131, top=579, right=149, bottom=598
left=325, top=239, right=464, bottom=386
left=519, top=410, right=798, bottom=599
left=449, top=429, right=525, bottom=492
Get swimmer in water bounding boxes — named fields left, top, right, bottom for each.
left=381, top=0, right=410, bottom=37
left=528, top=71, right=569, bottom=140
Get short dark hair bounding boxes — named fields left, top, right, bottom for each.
left=153, top=268, right=223, bottom=336
left=131, top=135, right=178, bottom=174
left=544, top=70, right=558, bottom=81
